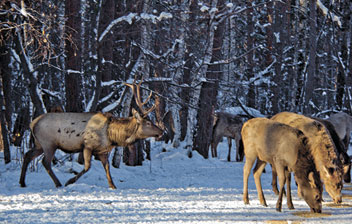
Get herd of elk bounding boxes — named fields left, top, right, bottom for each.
left=19, top=80, right=163, bottom=189
left=15, top=78, right=352, bottom=213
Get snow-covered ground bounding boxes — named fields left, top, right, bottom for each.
left=1, top=140, right=352, bottom=224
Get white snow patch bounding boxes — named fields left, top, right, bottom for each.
left=1, top=141, right=352, bottom=223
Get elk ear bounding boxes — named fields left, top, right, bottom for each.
left=308, top=172, right=317, bottom=188
left=132, top=108, right=143, bottom=123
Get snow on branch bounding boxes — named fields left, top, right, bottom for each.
left=316, top=0, right=342, bottom=28
left=99, top=12, right=172, bottom=43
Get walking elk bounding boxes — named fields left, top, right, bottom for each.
left=19, top=81, right=163, bottom=189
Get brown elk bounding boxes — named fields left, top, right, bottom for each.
left=211, top=112, right=246, bottom=161
left=314, top=118, right=351, bottom=183
left=241, top=117, right=323, bottom=213
left=271, top=112, right=343, bottom=204
left=19, top=82, right=163, bottom=189
left=327, top=112, right=352, bottom=150
left=271, top=117, right=351, bottom=197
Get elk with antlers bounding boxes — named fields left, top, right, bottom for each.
left=19, top=80, right=163, bottom=189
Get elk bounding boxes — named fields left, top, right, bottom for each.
left=271, top=112, right=343, bottom=204
left=241, top=117, right=323, bottom=213
left=327, top=112, right=352, bottom=150
left=314, top=118, right=351, bottom=183
left=211, top=112, right=246, bottom=161
left=271, top=117, right=351, bottom=196
left=19, top=81, right=163, bottom=189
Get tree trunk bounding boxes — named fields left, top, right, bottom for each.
left=96, top=0, right=115, bottom=111
left=304, top=0, right=317, bottom=114
left=192, top=0, right=224, bottom=159
left=246, top=0, right=255, bottom=108
left=0, top=79, right=10, bottom=163
left=65, top=0, right=82, bottom=112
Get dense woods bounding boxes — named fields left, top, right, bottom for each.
left=0, top=0, right=351, bottom=162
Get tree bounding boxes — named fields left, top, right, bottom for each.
left=65, top=0, right=83, bottom=112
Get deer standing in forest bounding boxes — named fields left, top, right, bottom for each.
left=19, top=81, right=163, bottom=189
left=211, top=112, right=246, bottom=161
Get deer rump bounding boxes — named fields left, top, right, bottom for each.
left=241, top=117, right=322, bottom=213
left=19, top=110, right=162, bottom=189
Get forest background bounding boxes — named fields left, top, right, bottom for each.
left=0, top=0, right=351, bottom=163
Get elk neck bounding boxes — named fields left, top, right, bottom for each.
left=107, top=117, right=140, bottom=147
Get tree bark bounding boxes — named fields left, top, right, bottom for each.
left=192, top=0, right=224, bottom=159
left=246, top=0, right=256, bottom=108
left=65, top=0, right=83, bottom=112
left=96, top=0, right=115, bottom=111
left=304, top=0, right=317, bottom=114
left=0, top=78, right=10, bottom=163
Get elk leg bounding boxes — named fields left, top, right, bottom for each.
left=271, top=165, right=279, bottom=195
left=275, top=165, right=286, bottom=212
left=285, top=170, right=294, bottom=209
left=344, top=164, right=351, bottom=183
left=210, top=140, right=218, bottom=158
left=65, top=149, right=92, bottom=186
left=237, top=138, right=245, bottom=162
left=253, top=159, right=267, bottom=207
left=227, top=137, right=232, bottom=162
left=243, top=156, right=256, bottom=205
left=98, top=153, right=116, bottom=189
left=19, top=147, right=44, bottom=187
left=42, top=147, right=62, bottom=188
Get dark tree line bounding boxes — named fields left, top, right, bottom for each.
left=0, top=0, right=351, bottom=162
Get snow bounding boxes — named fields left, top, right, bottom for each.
left=1, top=140, right=352, bottom=223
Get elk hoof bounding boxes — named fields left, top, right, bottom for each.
left=20, top=183, right=26, bottom=188
left=276, top=207, right=282, bottom=212
left=243, top=198, right=249, bottom=205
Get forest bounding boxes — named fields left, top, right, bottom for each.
left=0, top=0, right=351, bottom=163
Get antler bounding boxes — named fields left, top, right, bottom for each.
left=125, top=77, right=156, bottom=117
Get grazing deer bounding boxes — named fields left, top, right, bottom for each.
left=315, top=118, right=351, bottom=183
left=241, top=117, right=323, bottom=213
left=271, top=117, right=351, bottom=197
left=271, top=112, right=343, bottom=204
left=211, top=112, right=246, bottom=161
left=19, top=81, right=163, bottom=189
